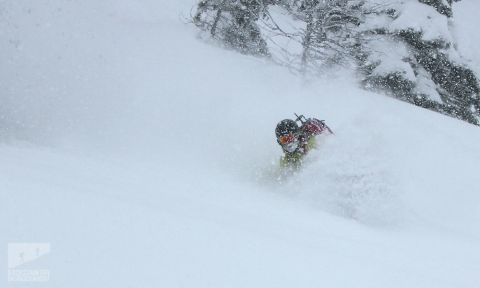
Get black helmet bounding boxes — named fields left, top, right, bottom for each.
left=275, top=119, right=299, bottom=138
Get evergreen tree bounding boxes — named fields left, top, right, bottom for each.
left=194, top=0, right=270, bottom=55
left=359, top=0, right=480, bottom=124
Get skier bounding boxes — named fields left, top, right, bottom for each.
left=275, top=114, right=332, bottom=168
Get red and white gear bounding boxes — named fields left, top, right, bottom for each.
left=301, top=118, right=327, bottom=136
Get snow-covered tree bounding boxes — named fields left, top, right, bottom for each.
left=194, top=0, right=270, bottom=55
left=359, top=0, right=480, bottom=124
left=296, top=0, right=363, bottom=73
left=192, top=0, right=480, bottom=125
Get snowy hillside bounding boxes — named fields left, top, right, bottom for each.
left=1, top=0, right=480, bottom=287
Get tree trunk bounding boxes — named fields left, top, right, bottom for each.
left=211, top=0, right=227, bottom=36
left=301, top=12, right=314, bottom=74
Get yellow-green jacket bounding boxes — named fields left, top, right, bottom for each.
left=280, top=136, right=317, bottom=168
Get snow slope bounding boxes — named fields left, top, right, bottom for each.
left=1, top=0, right=480, bottom=287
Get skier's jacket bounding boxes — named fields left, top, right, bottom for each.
left=280, top=118, right=330, bottom=168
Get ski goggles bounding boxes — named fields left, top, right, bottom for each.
left=278, top=133, right=296, bottom=145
